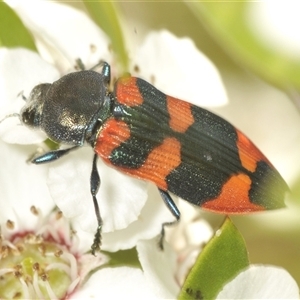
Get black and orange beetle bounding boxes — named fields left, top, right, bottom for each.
left=18, top=62, right=288, bottom=253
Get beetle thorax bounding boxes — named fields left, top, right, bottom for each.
left=21, top=70, right=109, bottom=146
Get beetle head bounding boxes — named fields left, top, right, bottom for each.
left=20, top=83, right=51, bottom=129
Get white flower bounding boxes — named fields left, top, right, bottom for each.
left=216, top=265, right=299, bottom=299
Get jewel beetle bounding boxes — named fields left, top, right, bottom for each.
left=17, top=62, right=288, bottom=253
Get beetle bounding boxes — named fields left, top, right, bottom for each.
left=16, top=62, right=288, bottom=253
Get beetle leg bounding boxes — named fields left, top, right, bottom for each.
left=75, top=59, right=110, bottom=87
left=99, top=62, right=110, bottom=85
left=90, top=154, right=103, bottom=255
left=31, top=146, right=79, bottom=164
left=88, top=61, right=110, bottom=85
left=158, top=188, right=181, bottom=250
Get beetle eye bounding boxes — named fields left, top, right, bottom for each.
left=19, top=83, right=51, bottom=129
left=21, top=108, right=38, bottom=127
left=21, top=110, right=34, bottom=125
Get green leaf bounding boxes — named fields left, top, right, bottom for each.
left=83, top=1, right=128, bottom=70
left=102, top=248, right=141, bottom=269
left=0, top=1, right=36, bottom=51
left=186, top=1, right=300, bottom=91
left=178, top=217, right=249, bottom=300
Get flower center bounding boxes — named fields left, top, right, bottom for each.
left=0, top=209, right=80, bottom=299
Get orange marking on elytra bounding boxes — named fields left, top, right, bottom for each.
left=120, top=137, right=181, bottom=190
left=202, top=173, right=264, bottom=213
left=167, top=96, right=194, bottom=133
left=236, top=130, right=271, bottom=173
left=95, top=121, right=181, bottom=190
left=115, top=76, right=143, bottom=106
left=95, top=119, right=131, bottom=160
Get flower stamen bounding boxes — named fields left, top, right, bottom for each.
left=0, top=206, right=108, bottom=299
left=45, top=279, right=59, bottom=300
left=33, top=270, right=44, bottom=299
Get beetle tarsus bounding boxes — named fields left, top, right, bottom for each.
left=91, top=224, right=102, bottom=256
left=158, top=188, right=181, bottom=250
left=90, top=154, right=103, bottom=254
left=32, top=146, right=79, bottom=164
left=158, top=226, right=165, bottom=250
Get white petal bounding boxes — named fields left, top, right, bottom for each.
left=137, top=238, right=180, bottom=298
left=0, top=48, right=58, bottom=144
left=77, top=251, right=109, bottom=283
left=216, top=265, right=299, bottom=299
left=72, top=267, right=158, bottom=299
left=47, top=147, right=177, bottom=252
left=0, top=122, right=46, bottom=144
left=101, top=184, right=176, bottom=252
left=163, top=202, right=213, bottom=286
left=7, top=0, right=111, bottom=70
left=167, top=200, right=213, bottom=248
left=47, top=147, right=148, bottom=233
left=0, top=48, right=59, bottom=105
left=0, top=139, right=54, bottom=230
left=132, top=30, right=227, bottom=107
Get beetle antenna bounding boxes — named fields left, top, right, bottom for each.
left=0, top=113, right=20, bottom=124
left=17, top=90, right=27, bottom=101
left=75, top=58, right=86, bottom=71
